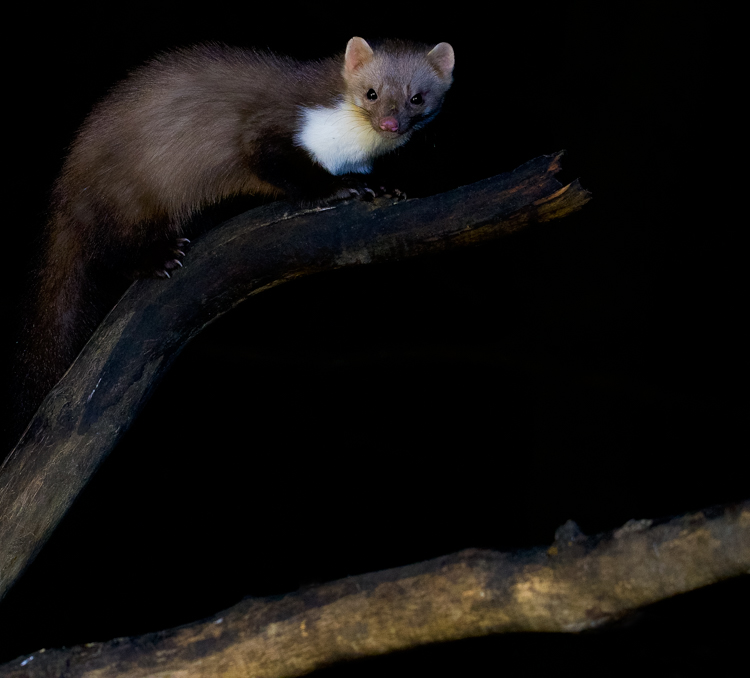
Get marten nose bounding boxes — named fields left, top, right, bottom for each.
left=379, top=116, right=399, bottom=132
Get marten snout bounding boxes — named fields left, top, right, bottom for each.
left=379, top=116, right=399, bottom=133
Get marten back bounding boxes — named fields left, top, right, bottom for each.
left=57, top=46, right=346, bottom=230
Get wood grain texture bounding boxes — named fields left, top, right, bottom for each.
left=2, top=502, right=747, bottom=677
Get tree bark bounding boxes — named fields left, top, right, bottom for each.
left=0, top=151, right=589, bottom=601
left=2, top=501, right=748, bottom=677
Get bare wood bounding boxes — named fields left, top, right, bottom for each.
left=2, top=501, right=748, bottom=677
left=0, top=152, right=590, bottom=601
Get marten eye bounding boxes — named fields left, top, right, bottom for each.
left=367, top=89, right=378, bottom=101
left=410, top=93, right=423, bottom=105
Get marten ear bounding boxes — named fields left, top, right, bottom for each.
left=427, top=42, right=455, bottom=81
left=345, top=37, right=374, bottom=74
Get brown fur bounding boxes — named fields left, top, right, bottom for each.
left=9, top=39, right=454, bottom=445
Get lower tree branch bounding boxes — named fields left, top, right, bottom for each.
left=2, top=501, right=748, bottom=677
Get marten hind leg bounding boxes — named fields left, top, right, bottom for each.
left=129, top=236, right=191, bottom=279
left=123, top=221, right=192, bottom=280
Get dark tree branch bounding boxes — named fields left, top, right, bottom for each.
left=0, top=152, right=589, bottom=600
left=2, top=501, right=748, bottom=677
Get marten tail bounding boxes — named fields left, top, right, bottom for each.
left=7, top=213, right=126, bottom=448
left=6, top=205, right=187, bottom=449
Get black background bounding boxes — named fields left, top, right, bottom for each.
left=1, top=1, right=747, bottom=675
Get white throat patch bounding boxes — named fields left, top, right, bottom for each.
left=295, top=101, right=405, bottom=176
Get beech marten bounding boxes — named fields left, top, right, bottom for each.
left=9, top=37, right=454, bottom=446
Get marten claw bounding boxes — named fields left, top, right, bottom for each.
left=379, top=187, right=406, bottom=200
left=135, top=237, right=190, bottom=279
left=348, top=186, right=378, bottom=202
left=325, top=182, right=385, bottom=205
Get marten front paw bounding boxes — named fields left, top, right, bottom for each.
left=321, top=183, right=374, bottom=204
left=376, top=186, right=407, bottom=201
left=353, top=186, right=377, bottom=201
left=347, top=183, right=407, bottom=202
left=132, top=237, right=191, bottom=280
left=326, top=183, right=405, bottom=204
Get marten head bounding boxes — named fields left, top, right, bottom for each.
left=343, top=37, right=454, bottom=140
